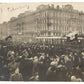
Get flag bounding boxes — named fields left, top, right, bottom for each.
left=66, top=31, right=78, bottom=41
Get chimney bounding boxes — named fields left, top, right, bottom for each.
left=56, top=5, right=60, bottom=9
left=51, top=4, right=54, bottom=8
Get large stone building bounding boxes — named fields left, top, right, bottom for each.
left=36, top=4, right=84, bottom=37
left=0, top=4, right=84, bottom=42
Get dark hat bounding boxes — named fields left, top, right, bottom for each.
left=5, top=35, right=12, bottom=40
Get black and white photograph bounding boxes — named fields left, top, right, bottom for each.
left=0, top=2, right=84, bottom=82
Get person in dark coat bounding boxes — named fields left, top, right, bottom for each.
left=73, top=52, right=80, bottom=76
left=32, top=56, right=39, bottom=75
left=19, top=57, right=33, bottom=81
left=73, top=52, right=80, bottom=68
left=55, top=64, right=67, bottom=81
left=38, top=55, right=49, bottom=81
left=9, top=67, right=23, bottom=81
left=46, top=61, right=57, bottom=81
left=79, top=52, right=84, bottom=72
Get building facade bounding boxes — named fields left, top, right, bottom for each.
left=0, top=4, right=84, bottom=42
left=35, top=4, right=84, bottom=37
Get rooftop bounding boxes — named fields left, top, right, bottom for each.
left=1, top=4, right=84, bottom=24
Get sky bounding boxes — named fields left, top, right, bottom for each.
left=0, top=2, right=84, bottom=24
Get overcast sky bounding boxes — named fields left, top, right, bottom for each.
left=0, top=2, right=84, bottom=24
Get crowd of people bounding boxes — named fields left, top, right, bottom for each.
left=0, top=39, right=84, bottom=81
